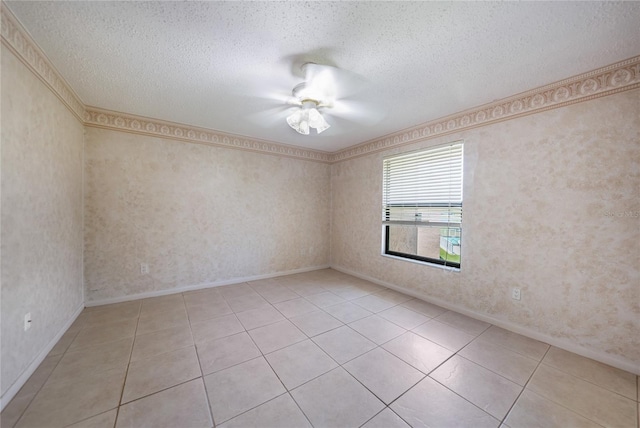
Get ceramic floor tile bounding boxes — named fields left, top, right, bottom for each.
left=382, top=331, right=453, bottom=374
left=1, top=392, right=33, bottom=428
left=255, top=287, right=300, bottom=304
left=431, top=355, right=522, bottom=420
left=66, top=409, right=118, bottom=428
left=236, top=305, right=285, bottom=330
left=140, top=294, right=185, bottom=316
left=183, top=288, right=225, bottom=307
left=542, top=346, right=637, bottom=400
left=68, top=318, right=137, bottom=352
left=218, top=393, right=311, bottom=428
left=304, top=291, right=346, bottom=308
left=190, top=314, right=244, bottom=344
left=349, top=315, right=406, bottom=345
left=362, top=408, right=410, bottom=428
left=122, top=346, right=201, bottom=403
left=248, top=278, right=281, bottom=288
left=7, top=352, right=62, bottom=399
left=413, top=319, right=475, bottom=351
left=225, top=293, right=271, bottom=313
left=286, top=283, right=327, bottom=297
left=291, top=368, right=384, bottom=428
left=48, top=327, right=81, bottom=356
left=378, top=305, right=430, bottom=330
left=265, top=339, right=338, bottom=389
left=218, top=283, right=256, bottom=299
left=83, top=301, right=141, bottom=328
left=17, top=269, right=636, bottom=428
left=351, top=281, right=386, bottom=293
left=401, top=299, right=447, bottom=318
left=527, top=364, right=637, bottom=428
left=435, top=311, right=491, bottom=336
left=248, top=320, right=307, bottom=354
left=130, top=325, right=193, bottom=362
left=312, top=325, right=377, bottom=364
left=274, top=298, right=319, bottom=318
left=48, top=337, right=133, bottom=384
left=479, top=326, right=549, bottom=361
left=322, top=301, right=373, bottom=323
left=375, top=289, right=413, bottom=304
left=16, top=367, right=125, bottom=428
left=352, top=294, right=397, bottom=313
left=344, top=348, right=424, bottom=404
left=67, top=311, right=89, bottom=331
left=136, top=306, right=189, bottom=335
left=504, top=390, right=602, bottom=428
left=331, top=286, right=372, bottom=301
left=204, top=357, right=286, bottom=424
left=459, top=338, right=539, bottom=386
left=116, top=378, right=212, bottom=428
left=186, top=300, right=234, bottom=323
left=391, top=377, right=499, bottom=428
left=196, top=332, right=261, bottom=375
left=289, top=310, right=343, bottom=337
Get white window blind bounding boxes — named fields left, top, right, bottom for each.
left=383, top=142, right=463, bottom=227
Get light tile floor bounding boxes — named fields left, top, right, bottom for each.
left=2, top=269, right=638, bottom=428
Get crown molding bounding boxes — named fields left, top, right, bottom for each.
left=83, top=108, right=333, bottom=163
left=330, top=55, right=640, bottom=162
left=1, top=3, right=85, bottom=122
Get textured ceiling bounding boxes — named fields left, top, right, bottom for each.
left=6, top=1, right=640, bottom=152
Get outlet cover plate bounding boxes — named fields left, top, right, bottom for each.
left=24, top=313, right=32, bottom=331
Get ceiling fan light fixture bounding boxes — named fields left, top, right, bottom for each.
left=308, top=108, right=330, bottom=133
left=286, top=109, right=308, bottom=135
left=286, top=99, right=330, bottom=135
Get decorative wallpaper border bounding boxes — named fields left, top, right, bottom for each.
left=84, top=108, right=333, bottom=163
left=331, top=55, right=640, bottom=162
left=2, top=4, right=638, bottom=164
left=1, top=3, right=85, bottom=122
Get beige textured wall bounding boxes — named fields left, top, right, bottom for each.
left=331, top=89, right=640, bottom=367
left=84, top=128, right=330, bottom=302
left=1, top=46, right=84, bottom=397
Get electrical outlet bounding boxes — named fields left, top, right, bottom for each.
left=140, top=263, right=149, bottom=275
left=511, top=288, right=521, bottom=301
left=24, top=313, right=32, bottom=331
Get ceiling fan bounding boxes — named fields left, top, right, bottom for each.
left=250, top=62, right=386, bottom=136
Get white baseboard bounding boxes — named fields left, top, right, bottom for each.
left=0, top=303, right=84, bottom=412
left=332, top=265, right=640, bottom=376
left=85, top=265, right=331, bottom=307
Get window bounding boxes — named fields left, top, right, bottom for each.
left=382, top=142, right=463, bottom=268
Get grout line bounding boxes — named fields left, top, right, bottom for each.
left=190, top=316, right=217, bottom=428
left=178, top=298, right=212, bottom=426
left=286, top=390, right=316, bottom=428
left=113, top=303, right=142, bottom=424
left=428, top=375, right=503, bottom=423
left=358, top=407, right=386, bottom=427
left=538, top=356, right=639, bottom=402
left=499, top=345, right=551, bottom=426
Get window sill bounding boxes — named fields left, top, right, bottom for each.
left=381, top=253, right=461, bottom=272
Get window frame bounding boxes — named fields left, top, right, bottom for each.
left=381, top=141, right=463, bottom=269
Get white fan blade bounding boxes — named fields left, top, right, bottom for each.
left=323, top=99, right=387, bottom=125
left=303, top=63, right=369, bottom=100
left=246, top=105, right=298, bottom=127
